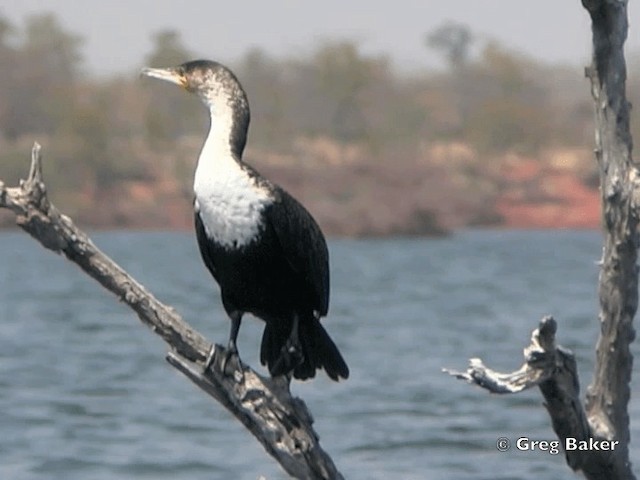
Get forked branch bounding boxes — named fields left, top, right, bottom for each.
left=445, top=317, right=597, bottom=473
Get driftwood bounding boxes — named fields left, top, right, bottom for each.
left=448, top=1, right=637, bottom=479
left=0, top=143, right=344, bottom=480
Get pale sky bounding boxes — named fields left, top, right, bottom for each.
left=1, top=0, right=639, bottom=76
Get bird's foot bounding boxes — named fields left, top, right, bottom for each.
left=221, top=345, right=245, bottom=381
left=202, top=344, right=244, bottom=380
left=270, top=337, right=304, bottom=377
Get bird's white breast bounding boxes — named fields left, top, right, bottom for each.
left=194, top=134, right=272, bottom=249
left=193, top=95, right=273, bottom=248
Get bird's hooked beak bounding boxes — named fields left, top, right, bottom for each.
left=140, top=67, right=188, bottom=89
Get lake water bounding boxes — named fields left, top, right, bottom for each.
left=1, top=230, right=638, bottom=479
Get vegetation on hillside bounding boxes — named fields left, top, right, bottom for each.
left=0, top=12, right=636, bottom=234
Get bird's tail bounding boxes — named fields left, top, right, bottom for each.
left=260, top=313, right=349, bottom=381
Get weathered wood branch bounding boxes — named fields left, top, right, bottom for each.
left=448, top=1, right=637, bottom=479
left=583, top=0, right=637, bottom=478
left=446, top=316, right=566, bottom=394
left=0, top=143, right=343, bottom=480
left=446, top=317, right=604, bottom=474
left=582, top=0, right=636, bottom=464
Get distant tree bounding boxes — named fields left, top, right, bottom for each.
left=0, top=12, right=12, bottom=41
left=425, top=38, right=554, bottom=154
left=4, top=13, right=84, bottom=138
left=424, top=22, right=476, bottom=140
left=426, top=21, right=474, bottom=70
left=466, top=42, right=552, bottom=153
left=145, top=29, right=192, bottom=68
left=311, top=41, right=386, bottom=142
left=23, top=13, right=83, bottom=81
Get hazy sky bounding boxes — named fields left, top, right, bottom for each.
left=1, top=0, right=639, bottom=76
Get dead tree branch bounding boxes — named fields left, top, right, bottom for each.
left=0, top=143, right=343, bottom=480
left=447, top=1, right=636, bottom=479
left=446, top=317, right=604, bottom=474
left=582, top=0, right=636, bottom=455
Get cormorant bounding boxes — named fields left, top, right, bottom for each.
left=141, top=60, right=349, bottom=381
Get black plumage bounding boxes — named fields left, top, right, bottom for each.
left=142, top=60, right=348, bottom=381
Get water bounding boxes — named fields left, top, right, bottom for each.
left=0, top=230, right=638, bottom=479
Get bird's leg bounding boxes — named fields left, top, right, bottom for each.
left=284, top=314, right=304, bottom=366
left=272, top=314, right=304, bottom=376
left=287, top=313, right=301, bottom=353
left=202, top=311, right=242, bottom=375
left=220, top=311, right=243, bottom=374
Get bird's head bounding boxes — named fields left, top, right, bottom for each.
left=141, top=59, right=250, bottom=156
left=141, top=59, right=249, bottom=115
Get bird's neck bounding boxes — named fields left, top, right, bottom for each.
left=205, top=106, right=237, bottom=157
left=194, top=106, right=246, bottom=192
left=192, top=103, right=271, bottom=248
left=199, top=89, right=249, bottom=159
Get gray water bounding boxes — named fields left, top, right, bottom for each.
left=0, top=230, right=638, bottom=479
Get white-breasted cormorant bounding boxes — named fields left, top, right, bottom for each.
left=141, top=60, right=349, bottom=381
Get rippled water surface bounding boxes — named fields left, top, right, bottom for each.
left=1, top=230, right=638, bottom=479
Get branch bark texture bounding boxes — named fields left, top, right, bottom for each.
left=583, top=0, right=637, bottom=478
left=448, top=2, right=637, bottom=479
left=0, top=143, right=343, bottom=480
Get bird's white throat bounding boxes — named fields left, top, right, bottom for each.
left=194, top=107, right=271, bottom=248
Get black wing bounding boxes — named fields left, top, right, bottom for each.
left=265, top=188, right=330, bottom=316
left=194, top=209, right=219, bottom=281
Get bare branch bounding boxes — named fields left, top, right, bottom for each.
left=445, top=316, right=560, bottom=394
left=445, top=316, right=593, bottom=464
left=446, top=317, right=625, bottom=477
left=166, top=353, right=343, bottom=480
left=0, top=144, right=343, bottom=480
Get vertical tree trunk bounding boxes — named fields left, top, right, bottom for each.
left=583, top=0, right=637, bottom=477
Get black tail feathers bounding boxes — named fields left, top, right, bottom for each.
left=260, top=314, right=349, bottom=381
